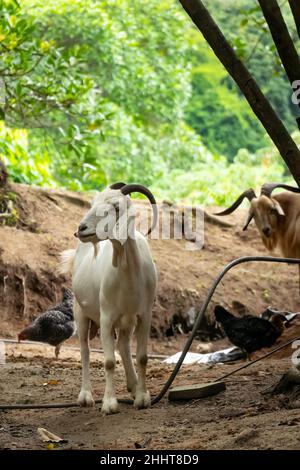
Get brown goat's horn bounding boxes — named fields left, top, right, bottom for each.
left=243, top=210, right=254, bottom=231
left=261, top=183, right=300, bottom=197
left=214, top=188, right=257, bottom=216
left=121, top=184, right=158, bottom=235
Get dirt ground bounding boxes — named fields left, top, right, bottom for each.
left=1, top=183, right=300, bottom=450
left=1, top=343, right=300, bottom=450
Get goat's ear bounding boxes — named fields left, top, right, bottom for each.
left=243, top=209, right=253, bottom=231
left=273, top=200, right=285, bottom=216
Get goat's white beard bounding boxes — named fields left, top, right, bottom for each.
left=93, top=243, right=99, bottom=258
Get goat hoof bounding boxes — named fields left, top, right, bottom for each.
left=134, top=391, right=151, bottom=409
left=77, top=390, right=95, bottom=407
left=101, top=397, right=118, bottom=415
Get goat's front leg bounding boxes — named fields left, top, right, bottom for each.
left=134, top=314, right=151, bottom=409
left=101, top=315, right=118, bottom=415
left=76, top=305, right=95, bottom=407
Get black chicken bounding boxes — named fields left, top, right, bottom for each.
left=214, top=305, right=285, bottom=360
left=18, top=288, right=75, bottom=358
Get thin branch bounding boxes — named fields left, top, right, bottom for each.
left=3, top=55, right=44, bottom=78
left=245, top=30, right=266, bottom=64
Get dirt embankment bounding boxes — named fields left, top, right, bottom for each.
left=1, top=183, right=300, bottom=349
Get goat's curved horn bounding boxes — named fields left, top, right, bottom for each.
left=109, top=182, right=127, bottom=190
left=214, top=188, right=257, bottom=216
left=120, top=184, right=158, bottom=235
left=261, top=183, right=300, bottom=197
left=243, top=210, right=254, bottom=231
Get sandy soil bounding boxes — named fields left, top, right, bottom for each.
left=1, top=183, right=300, bottom=450
left=1, top=343, right=300, bottom=450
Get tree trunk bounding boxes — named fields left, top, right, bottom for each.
left=288, top=0, right=300, bottom=39
left=258, top=0, right=300, bottom=86
left=178, top=0, right=300, bottom=186
left=258, top=0, right=300, bottom=130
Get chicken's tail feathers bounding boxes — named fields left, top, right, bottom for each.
left=58, top=249, right=76, bottom=275
left=214, top=305, right=235, bottom=324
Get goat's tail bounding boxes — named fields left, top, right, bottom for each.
left=58, top=249, right=76, bottom=275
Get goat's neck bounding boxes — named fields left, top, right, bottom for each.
left=111, top=237, right=141, bottom=272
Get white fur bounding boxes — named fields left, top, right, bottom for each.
left=61, top=187, right=157, bottom=414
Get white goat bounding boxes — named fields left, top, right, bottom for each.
left=60, top=182, right=157, bottom=414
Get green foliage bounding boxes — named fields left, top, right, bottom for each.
left=0, top=121, right=56, bottom=185
left=205, top=0, right=299, bottom=131
left=12, top=0, right=196, bottom=191
left=27, top=0, right=191, bottom=124
left=0, top=0, right=107, bottom=153
left=185, top=0, right=299, bottom=159
left=185, top=36, right=267, bottom=160
left=152, top=141, right=290, bottom=206
left=0, top=0, right=297, bottom=204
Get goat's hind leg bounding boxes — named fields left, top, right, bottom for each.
left=134, top=314, right=151, bottom=409
left=101, top=315, right=118, bottom=414
left=76, top=303, right=95, bottom=407
left=117, top=327, right=138, bottom=398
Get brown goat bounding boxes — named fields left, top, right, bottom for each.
left=215, top=183, right=300, bottom=259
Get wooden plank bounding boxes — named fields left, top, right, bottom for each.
left=168, top=381, right=226, bottom=401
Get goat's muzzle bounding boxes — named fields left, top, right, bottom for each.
left=75, top=223, right=91, bottom=239
left=262, top=226, right=272, bottom=237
